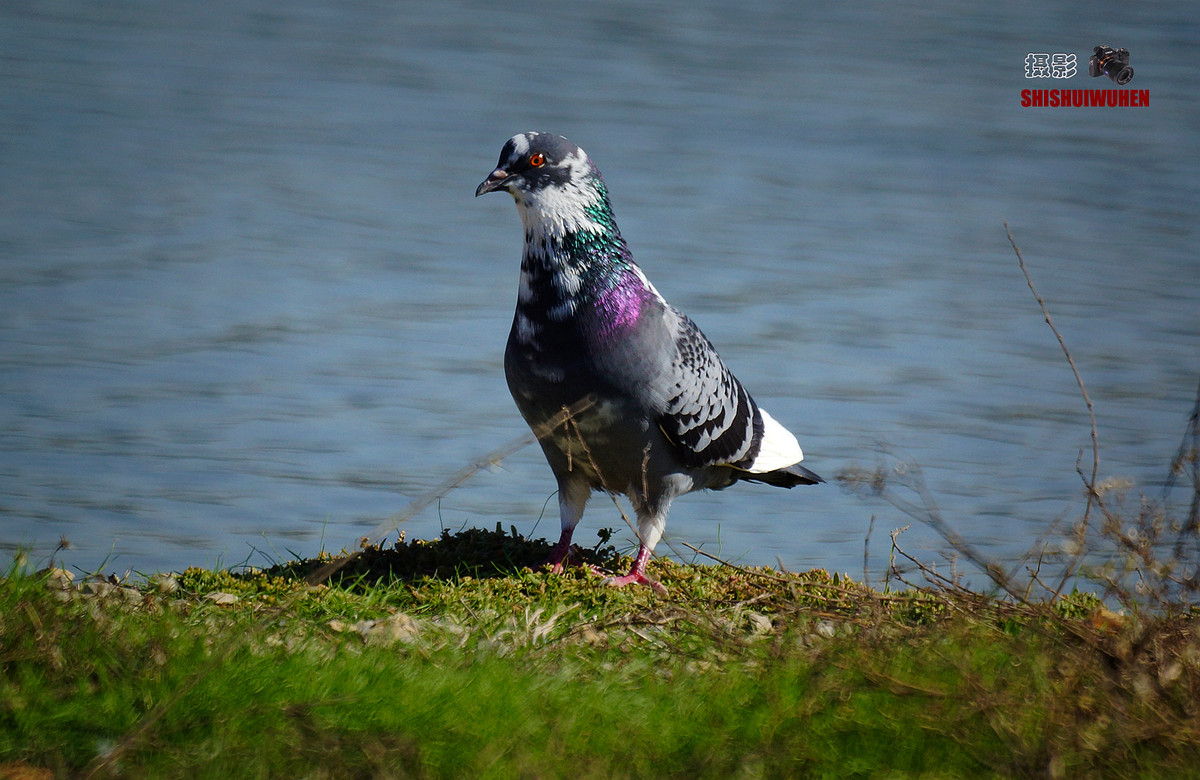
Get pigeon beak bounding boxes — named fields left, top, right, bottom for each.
left=475, top=167, right=513, bottom=197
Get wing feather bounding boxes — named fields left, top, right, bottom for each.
left=658, top=316, right=763, bottom=469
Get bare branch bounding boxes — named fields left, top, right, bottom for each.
left=1005, top=222, right=1099, bottom=598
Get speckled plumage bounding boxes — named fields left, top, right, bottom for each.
left=477, top=132, right=822, bottom=591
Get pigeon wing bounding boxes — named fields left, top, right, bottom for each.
left=657, top=315, right=763, bottom=470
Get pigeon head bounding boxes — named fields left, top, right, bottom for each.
left=474, top=132, right=579, bottom=197
left=476, top=132, right=614, bottom=240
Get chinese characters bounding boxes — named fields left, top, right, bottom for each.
left=1025, top=53, right=1077, bottom=79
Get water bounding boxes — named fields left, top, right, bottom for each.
left=2, top=0, right=1197, bottom=582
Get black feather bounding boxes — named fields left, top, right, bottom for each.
left=739, top=462, right=825, bottom=488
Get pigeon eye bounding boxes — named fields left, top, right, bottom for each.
left=528, top=153, right=545, bottom=168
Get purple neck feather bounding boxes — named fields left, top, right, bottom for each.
left=591, top=268, right=654, bottom=338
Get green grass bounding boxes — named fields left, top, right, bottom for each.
left=3, top=526, right=1199, bottom=779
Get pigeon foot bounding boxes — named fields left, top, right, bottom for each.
left=541, top=538, right=603, bottom=577
left=602, top=571, right=667, bottom=595
left=544, top=557, right=604, bottom=578
left=601, top=546, right=665, bottom=593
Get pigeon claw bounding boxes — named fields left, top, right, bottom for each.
left=540, top=541, right=603, bottom=577
left=602, top=571, right=668, bottom=596
left=543, top=556, right=604, bottom=580
left=541, top=535, right=575, bottom=573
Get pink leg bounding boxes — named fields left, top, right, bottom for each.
left=542, top=528, right=603, bottom=578
left=543, top=479, right=591, bottom=574
left=602, top=545, right=667, bottom=595
left=543, top=527, right=575, bottom=573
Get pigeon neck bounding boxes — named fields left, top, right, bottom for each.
left=517, top=189, right=637, bottom=310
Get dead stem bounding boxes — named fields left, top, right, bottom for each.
left=1006, top=222, right=1100, bottom=598
left=1168, top=377, right=1200, bottom=558
left=848, top=455, right=1027, bottom=602
left=864, top=515, right=875, bottom=589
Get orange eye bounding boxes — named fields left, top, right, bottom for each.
left=528, top=153, right=545, bottom=168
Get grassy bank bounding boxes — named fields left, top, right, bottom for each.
left=3, top=526, right=1199, bottom=779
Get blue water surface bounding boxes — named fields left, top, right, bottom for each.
left=1, top=0, right=1197, bottom=584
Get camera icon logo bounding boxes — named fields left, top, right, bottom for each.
left=1089, top=45, right=1134, bottom=85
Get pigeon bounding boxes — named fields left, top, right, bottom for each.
left=476, top=132, right=822, bottom=591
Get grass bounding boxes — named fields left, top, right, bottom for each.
left=3, top=525, right=1199, bottom=779
left=4, top=232, right=1199, bottom=777
left=6, top=226, right=1197, bottom=778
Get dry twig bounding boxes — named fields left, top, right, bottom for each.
left=1005, top=222, right=1100, bottom=598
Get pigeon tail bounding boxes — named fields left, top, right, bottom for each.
left=739, top=462, right=825, bottom=488
left=743, top=407, right=804, bottom=472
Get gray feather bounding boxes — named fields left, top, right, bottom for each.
left=658, top=313, right=762, bottom=470
left=477, top=131, right=821, bottom=588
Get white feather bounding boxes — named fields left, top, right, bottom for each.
left=746, top=408, right=803, bottom=472
left=513, top=149, right=605, bottom=239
